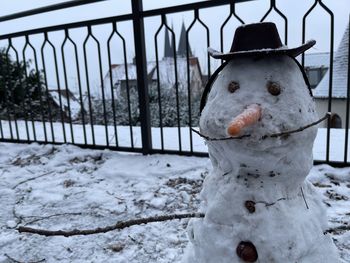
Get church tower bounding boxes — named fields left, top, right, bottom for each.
left=164, top=18, right=173, bottom=58
left=177, top=21, right=192, bottom=57
left=164, top=20, right=192, bottom=58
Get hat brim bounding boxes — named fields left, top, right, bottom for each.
left=208, top=40, right=316, bottom=60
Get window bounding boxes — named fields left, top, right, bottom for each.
left=330, top=113, right=342, bottom=129
left=321, top=67, right=328, bottom=78
left=306, top=68, right=321, bottom=89
left=305, top=67, right=329, bottom=89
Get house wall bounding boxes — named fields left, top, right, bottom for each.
left=190, top=64, right=203, bottom=96
left=120, top=80, right=138, bottom=99
left=315, top=98, right=349, bottom=128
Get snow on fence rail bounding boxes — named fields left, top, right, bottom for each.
left=0, top=120, right=348, bottom=163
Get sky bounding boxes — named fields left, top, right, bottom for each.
left=0, top=0, right=349, bottom=94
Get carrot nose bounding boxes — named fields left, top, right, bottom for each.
left=227, top=104, right=262, bottom=137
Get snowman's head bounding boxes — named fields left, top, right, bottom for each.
left=200, top=55, right=318, bottom=178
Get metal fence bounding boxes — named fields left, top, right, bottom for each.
left=0, top=0, right=349, bottom=167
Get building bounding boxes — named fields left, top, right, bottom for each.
left=48, top=89, right=83, bottom=121
left=102, top=21, right=203, bottom=102
left=304, top=52, right=329, bottom=89
left=313, top=23, right=349, bottom=128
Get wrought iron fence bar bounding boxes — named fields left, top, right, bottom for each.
left=83, top=26, right=96, bottom=146
left=119, top=28, right=134, bottom=149
left=260, top=0, right=288, bottom=45
left=141, top=0, right=255, bottom=18
left=0, top=13, right=134, bottom=41
left=10, top=42, right=30, bottom=141
left=90, top=33, right=109, bottom=146
left=273, top=6, right=288, bottom=45
left=154, top=15, right=166, bottom=151
left=46, top=38, right=67, bottom=143
left=0, top=119, right=3, bottom=139
left=302, top=0, right=334, bottom=162
left=124, top=68, right=135, bottom=149
left=132, top=0, right=152, bottom=154
left=22, top=41, right=37, bottom=141
left=66, top=30, right=87, bottom=145
left=0, top=121, right=3, bottom=139
left=0, top=0, right=108, bottom=23
left=194, top=9, right=211, bottom=78
left=119, top=25, right=133, bottom=148
left=164, top=19, right=182, bottom=152
left=313, top=160, right=350, bottom=168
left=3, top=53, right=14, bottom=140
left=260, top=1, right=274, bottom=23
left=344, top=15, right=350, bottom=164
left=106, top=23, right=120, bottom=147
left=220, top=3, right=244, bottom=65
left=5, top=41, right=19, bottom=140
left=231, top=3, right=245, bottom=24
left=186, top=17, right=196, bottom=154
left=26, top=36, right=48, bottom=143
left=0, top=1, right=257, bottom=41
left=61, top=33, right=75, bottom=144
left=220, top=7, right=233, bottom=59
left=301, top=0, right=318, bottom=67
left=150, top=148, right=209, bottom=157
left=41, top=33, right=56, bottom=142
left=319, top=0, right=334, bottom=163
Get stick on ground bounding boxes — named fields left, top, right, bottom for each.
left=17, top=212, right=205, bottom=237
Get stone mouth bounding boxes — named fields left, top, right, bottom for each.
left=193, top=112, right=330, bottom=142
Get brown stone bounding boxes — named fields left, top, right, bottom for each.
left=267, top=81, right=281, bottom=96
left=245, top=200, right=256, bottom=213
left=236, top=241, right=258, bottom=262
left=228, top=81, right=240, bottom=93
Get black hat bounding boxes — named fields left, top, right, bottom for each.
left=208, top=22, right=315, bottom=60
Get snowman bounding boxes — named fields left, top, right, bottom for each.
left=183, top=23, right=341, bottom=263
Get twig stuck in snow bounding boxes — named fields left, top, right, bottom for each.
left=325, top=224, right=350, bottom=234
left=191, top=112, right=331, bottom=141
left=191, top=128, right=250, bottom=141
left=4, top=253, right=45, bottom=263
left=255, top=197, right=286, bottom=207
left=12, top=171, right=54, bottom=190
left=300, top=187, right=309, bottom=209
left=17, top=212, right=205, bottom=237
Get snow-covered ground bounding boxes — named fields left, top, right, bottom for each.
left=1, top=120, right=350, bottom=162
left=0, top=142, right=349, bottom=262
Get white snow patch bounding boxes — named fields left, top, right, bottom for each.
left=0, top=143, right=348, bottom=261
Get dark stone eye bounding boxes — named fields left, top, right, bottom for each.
left=228, top=81, right=240, bottom=93
left=267, top=81, right=281, bottom=96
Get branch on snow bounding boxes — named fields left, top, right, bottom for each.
left=4, top=253, right=45, bottom=263
left=17, top=212, right=205, bottom=237
left=12, top=171, right=54, bottom=190
left=325, top=224, right=350, bottom=234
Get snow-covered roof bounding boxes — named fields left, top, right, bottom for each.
left=303, top=52, right=330, bottom=68
left=149, top=57, right=201, bottom=88
left=313, top=24, right=349, bottom=99
left=109, top=63, right=156, bottom=81
left=103, top=57, right=202, bottom=98
left=48, top=89, right=82, bottom=120
left=102, top=63, right=156, bottom=100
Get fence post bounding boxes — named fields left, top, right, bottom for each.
left=131, top=0, right=152, bottom=154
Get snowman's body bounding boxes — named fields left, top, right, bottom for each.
left=183, top=56, right=341, bottom=262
